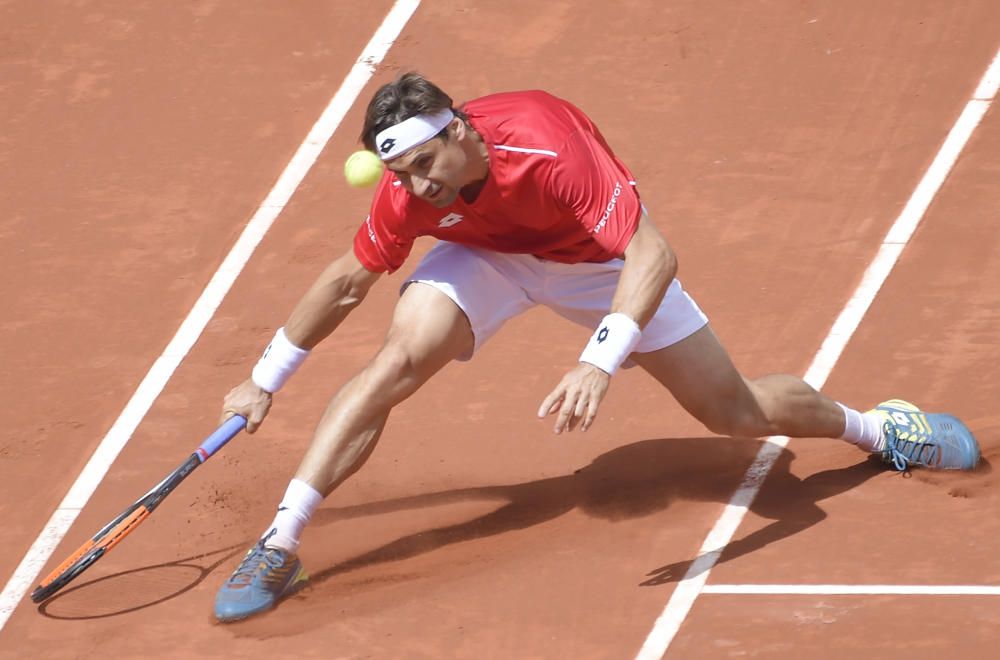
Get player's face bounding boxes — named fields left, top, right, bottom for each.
left=385, top=127, right=474, bottom=208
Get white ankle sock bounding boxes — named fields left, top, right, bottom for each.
left=262, top=478, right=323, bottom=554
left=837, top=403, right=886, bottom=453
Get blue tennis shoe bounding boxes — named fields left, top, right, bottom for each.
left=214, top=535, right=308, bottom=622
left=870, top=399, right=981, bottom=471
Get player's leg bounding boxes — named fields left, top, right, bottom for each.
left=294, top=280, right=475, bottom=496
left=629, top=306, right=980, bottom=476
left=216, top=243, right=535, bottom=622
left=214, top=282, right=473, bottom=622
left=631, top=325, right=980, bottom=470
left=630, top=325, right=847, bottom=440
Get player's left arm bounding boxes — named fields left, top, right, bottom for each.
left=538, top=213, right=676, bottom=433
left=537, top=126, right=676, bottom=433
left=611, top=211, right=677, bottom=327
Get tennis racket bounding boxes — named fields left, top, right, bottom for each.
left=30, top=414, right=247, bottom=604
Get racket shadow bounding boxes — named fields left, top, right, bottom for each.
left=37, top=543, right=246, bottom=620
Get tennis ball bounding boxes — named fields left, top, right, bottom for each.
left=344, top=150, right=384, bottom=188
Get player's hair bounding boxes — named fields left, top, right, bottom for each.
left=361, top=72, right=468, bottom=151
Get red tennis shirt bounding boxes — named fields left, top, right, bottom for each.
left=353, top=90, right=643, bottom=274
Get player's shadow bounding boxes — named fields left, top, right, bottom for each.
left=307, top=436, right=883, bottom=588
left=639, top=451, right=884, bottom=586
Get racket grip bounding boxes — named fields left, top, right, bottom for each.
left=197, top=415, right=247, bottom=461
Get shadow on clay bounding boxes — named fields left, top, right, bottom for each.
left=36, top=543, right=246, bottom=620
left=302, top=436, right=886, bottom=590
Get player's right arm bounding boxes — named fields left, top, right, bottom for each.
left=221, top=249, right=382, bottom=432
left=283, top=249, right=382, bottom=349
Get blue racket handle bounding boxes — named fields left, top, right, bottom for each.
left=196, top=415, right=247, bottom=462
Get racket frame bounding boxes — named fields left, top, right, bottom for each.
left=29, top=415, right=246, bottom=603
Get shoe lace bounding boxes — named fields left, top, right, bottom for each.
left=229, top=529, right=285, bottom=588
left=883, top=421, right=938, bottom=471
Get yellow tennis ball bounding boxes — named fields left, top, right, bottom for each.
left=344, top=150, right=384, bottom=188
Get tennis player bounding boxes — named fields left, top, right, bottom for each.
left=213, top=72, right=980, bottom=622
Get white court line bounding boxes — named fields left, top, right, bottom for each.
left=704, top=584, right=1000, bottom=596
left=0, top=0, right=421, bottom=633
left=636, top=46, right=1000, bottom=660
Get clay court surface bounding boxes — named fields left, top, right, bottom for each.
left=2, top=1, right=999, bottom=657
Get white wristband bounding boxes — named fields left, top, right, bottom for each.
left=251, top=327, right=310, bottom=393
left=579, top=313, right=642, bottom=375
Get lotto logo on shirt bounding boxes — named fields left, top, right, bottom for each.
left=365, top=215, right=377, bottom=244
left=437, top=213, right=464, bottom=228
left=593, top=181, right=623, bottom=234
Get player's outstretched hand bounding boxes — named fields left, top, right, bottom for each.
left=538, top=363, right=610, bottom=434
left=220, top=378, right=272, bottom=434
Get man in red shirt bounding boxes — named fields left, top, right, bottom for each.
left=213, top=73, right=980, bottom=622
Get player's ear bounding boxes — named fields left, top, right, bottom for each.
left=450, top=117, right=466, bottom=141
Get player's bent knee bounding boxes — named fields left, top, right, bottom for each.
left=363, top=342, right=433, bottom=404
left=698, top=404, right=772, bottom=438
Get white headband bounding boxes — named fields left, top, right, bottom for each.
left=374, top=109, right=454, bottom=160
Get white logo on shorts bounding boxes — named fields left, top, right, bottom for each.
left=438, top=213, right=464, bottom=228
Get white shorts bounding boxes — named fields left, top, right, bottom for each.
left=403, top=242, right=709, bottom=362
